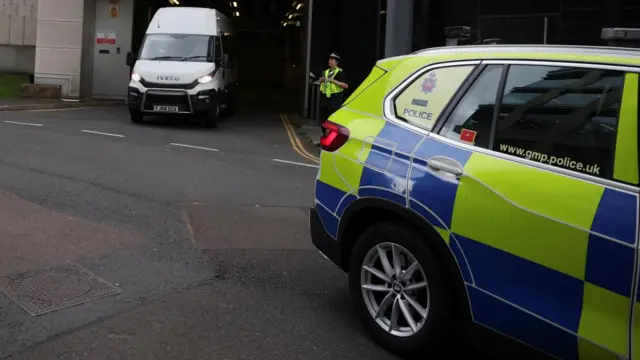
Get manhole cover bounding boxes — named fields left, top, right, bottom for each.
left=0, top=262, right=121, bottom=316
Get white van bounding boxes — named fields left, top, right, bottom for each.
left=126, top=7, right=238, bottom=128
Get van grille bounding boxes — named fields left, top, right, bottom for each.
left=140, top=78, right=198, bottom=90
left=143, top=92, right=192, bottom=112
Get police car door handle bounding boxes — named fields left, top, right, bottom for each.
left=426, top=158, right=464, bottom=177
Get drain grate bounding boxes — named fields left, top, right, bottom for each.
left=0, top=262, right=121, bottom=316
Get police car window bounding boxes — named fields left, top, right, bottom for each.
left=394, top=65, right=474, bottom=131
left=493, top=65, right=624, bottom=181
left=438, top=65, right=504, bottom=148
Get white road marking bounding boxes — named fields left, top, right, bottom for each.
left=169, top=143, right=219, bottom=152
left=24, top=106, right=114, bottom=112
left=3, top=120, right=43, bottom=127
left=81, top=130, right=125, bottom=138
left=272, top=158, right=319, bottom=168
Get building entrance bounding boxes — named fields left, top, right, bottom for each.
left=92, top=0, right=134, bottom=99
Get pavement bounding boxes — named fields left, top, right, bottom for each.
left=0, top=89, right=400, bottom=360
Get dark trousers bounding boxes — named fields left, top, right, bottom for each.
left=319, top=95, right=342, bottom=135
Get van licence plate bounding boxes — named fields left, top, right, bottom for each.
left=154, top=105, right=179, bottom=112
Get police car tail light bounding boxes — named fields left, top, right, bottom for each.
left=320, top=120, right=349, bottom=152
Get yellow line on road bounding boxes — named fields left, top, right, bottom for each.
left=280, top=113, right=320, bottom=163
left=281, top=114, right=320, bottom=162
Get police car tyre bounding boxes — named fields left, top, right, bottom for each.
left=130, top=109, right=143, bottom=123
left=348, top=222, right=455, bottom=357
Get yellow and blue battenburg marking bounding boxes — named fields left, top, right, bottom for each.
left=412, top=136, right=638, bottom=359
left=315, top=116, right=426, bottom=239
left=315, top=129, right=638, bottom=359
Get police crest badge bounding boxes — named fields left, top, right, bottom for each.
left=421, top=72, right=437, bottom=94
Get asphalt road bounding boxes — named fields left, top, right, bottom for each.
left=0, top=103, right=401, bottom=360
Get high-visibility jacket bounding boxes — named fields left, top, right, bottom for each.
left=320, top=67, right=344, bottom=98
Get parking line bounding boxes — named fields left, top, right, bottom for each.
left=272, top=158, right=319, bottom=168
left=81, top=130, right=125, bottom=138
left=282, top=114, right=320, bottom=162
left=169, top=143, right=219, bottom=152
left=3, top=120, right=44, bottom=127
left=279, top=114, right=319, bottom=163
left=24, top=106, right=114, bottom=112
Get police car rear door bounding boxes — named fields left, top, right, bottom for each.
left=425, top=60, right=638, bottom=359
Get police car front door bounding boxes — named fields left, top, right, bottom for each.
left=408, top=63, right=639, bottom=359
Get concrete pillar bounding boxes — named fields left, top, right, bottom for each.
left=384, top=0, right=414, bottom=58
left=34, top=0, right=85, bottom=99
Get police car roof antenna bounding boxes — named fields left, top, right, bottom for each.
left=157, top=13, right=161, bottom=28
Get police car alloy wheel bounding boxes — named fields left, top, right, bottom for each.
left=360, top=242, right=429, bottom=337
left=348, top=222, right=455, bottom=356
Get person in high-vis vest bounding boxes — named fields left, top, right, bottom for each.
left=318, top=52, right=348, bottom=127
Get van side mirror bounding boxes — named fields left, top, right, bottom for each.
left=126, top=51, right=135, bottom=66
left=214, top=58, right=222, bottom=67
left=222, top=54, right=230, bottom=68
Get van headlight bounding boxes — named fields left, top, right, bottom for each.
left=198, top=74, right=213, bottom=84
left=131, top=72, right=141, bottom=82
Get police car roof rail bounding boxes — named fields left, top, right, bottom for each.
left=411, top=28, right=640, bottom=55
left=411, top=43, right=640, bottom=57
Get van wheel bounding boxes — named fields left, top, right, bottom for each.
left=205, top=101, right=220, bottom=128
left=348, top=222, right=455, bottom=357
left=224, top=93, right=236, bottom=116
left=130, top=110, right=143, bottom=124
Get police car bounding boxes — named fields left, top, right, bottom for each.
left=309, top=38, right=640, bottom=358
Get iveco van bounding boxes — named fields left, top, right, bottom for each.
left=126, top=7, right=238, bottom=128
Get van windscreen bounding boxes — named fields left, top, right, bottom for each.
left=138, top=34, right=216, bottom=62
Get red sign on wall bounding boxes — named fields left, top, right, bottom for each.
left=96, top=31, right=116, bottom=44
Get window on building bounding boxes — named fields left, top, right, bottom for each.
left=394, top=65, right=475, bottom=131
left=438, top=65, right=504, bottom=149
left=493, top=65, right=624, bottom=180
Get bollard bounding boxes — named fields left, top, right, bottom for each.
left=311, top=84, right=317, bottom=123
left=314, top=84, right=321, bottom=125
left=307, top=82, right=314, bottom=119
left=310, top=82, right=317, bottom=123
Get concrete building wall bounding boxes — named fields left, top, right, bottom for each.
left=0, top=0, right=38, bottom=73
left=80, top=0, right=96, bottom=98
left=0, top=45, right=34, bottom=73
left=34, top=0, right=85, bottom=99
